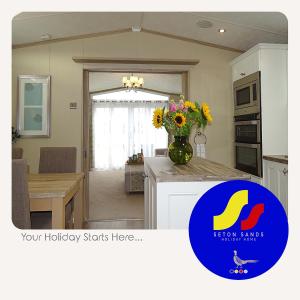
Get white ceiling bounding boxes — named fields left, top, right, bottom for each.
left=12, top=12, right=288, bottom=51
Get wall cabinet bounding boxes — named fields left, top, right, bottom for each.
left=232, top=51, right=259, bottom=81
left=263, top=159, right=288, bottom=214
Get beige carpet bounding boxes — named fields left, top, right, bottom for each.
left=89, top=170, right=144, bottom=220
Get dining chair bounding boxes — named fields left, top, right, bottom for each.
left=38, top=147, right=77, bottom=173
left=12, top=159, right=31, bottom=229
left=31, top=147, right=77, bottom=229
left=12, top=147, right=23, bottom=159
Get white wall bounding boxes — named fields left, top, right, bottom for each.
left=89, top=72, right=182, bottom=94
left=12, top=31, right=239, bottom=172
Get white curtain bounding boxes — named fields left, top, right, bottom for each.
left=93, top=100, right=168, bottom=170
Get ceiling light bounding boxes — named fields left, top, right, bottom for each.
left=218, top=28, right=226, bottom=33
left=122, top=74, right=144, bottom=92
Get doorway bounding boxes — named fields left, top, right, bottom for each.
left=82, top=70, right=187, bottom=229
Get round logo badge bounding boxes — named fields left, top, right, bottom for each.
left=189, top=180, right=288, bottom=280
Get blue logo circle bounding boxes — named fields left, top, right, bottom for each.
left=189, top=180, right=288, bottom=280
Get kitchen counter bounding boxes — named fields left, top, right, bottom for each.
left=263, top=155, right=288, bottom=164
left=144, top=157, right=251, bottom=183
left=144, top=157, right=251, bottom=229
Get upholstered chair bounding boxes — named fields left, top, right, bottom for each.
left=12, top=159, right=31, bottom=229
left=154, top=148, right=168, bottom=157
left=31, top=147, right=77, bottom=229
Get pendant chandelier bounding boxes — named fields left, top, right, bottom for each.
left=122, top=74, right=144, bottom=91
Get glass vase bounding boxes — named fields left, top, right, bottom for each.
left=168, top=136, right=193, bottom=164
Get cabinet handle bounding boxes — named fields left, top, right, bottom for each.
left=143, top=173, right=148, bottom=178
left=240, top=72, right=246, bottom=76
left=282, top=168, right=288, bottom=175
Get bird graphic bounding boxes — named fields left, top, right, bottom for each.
left=233, top=250, right=258, bottom=268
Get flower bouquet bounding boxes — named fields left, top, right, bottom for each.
left=152, top=96, right=212, bottom=164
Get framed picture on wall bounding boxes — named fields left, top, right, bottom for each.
left=17, top=75, right=51, bottom=137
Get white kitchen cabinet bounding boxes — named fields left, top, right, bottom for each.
left=144, top=174, right=222, bottom=229
left=231, top=44, right=288, bottom=157
left=232, top=51, right=259, bottom=81
left=144, top=173, right=157, bottom=229
left=263, top=159, right=288, bottom=214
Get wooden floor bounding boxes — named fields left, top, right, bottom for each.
left=84, top=219, right=144, bottom=229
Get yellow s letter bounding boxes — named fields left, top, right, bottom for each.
left=213, top=190, right=248, bottom=230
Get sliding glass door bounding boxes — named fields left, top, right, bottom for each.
left=92, top=91, right=168, bottom=170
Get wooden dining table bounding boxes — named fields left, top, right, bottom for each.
left=28, top=173, right=84, bottom=229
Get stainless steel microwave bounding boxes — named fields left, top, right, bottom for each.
left=234, top=71, right=261, bottom=116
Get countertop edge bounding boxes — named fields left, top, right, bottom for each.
left=263, top=155, right=288, bottom=164
left=155, top=176, right=250, bottom=183
left=144, top=157, right=251, bottom=183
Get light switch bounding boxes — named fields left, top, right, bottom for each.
left=70, top=102, right=77, bottom=109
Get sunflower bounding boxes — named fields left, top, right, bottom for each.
left=184, top=101, right=198, bottom=112
left=173, top=112, right=186, bottom=128
left=152, top=108, right=164, bottom=128
left=201, top=103, right=213, bottom=123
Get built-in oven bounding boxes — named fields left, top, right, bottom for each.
left=235, top=143, right=262, bottom=177
left=235, top=119, right=261, bottom=144
left=234, top=71, right=260, bottom=115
